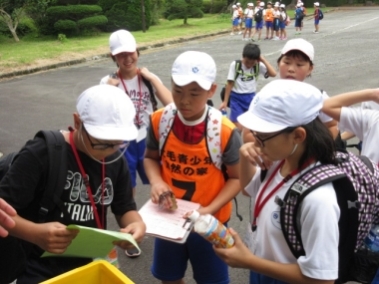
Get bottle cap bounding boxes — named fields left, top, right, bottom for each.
left=188, top=210, right=200, bottom=222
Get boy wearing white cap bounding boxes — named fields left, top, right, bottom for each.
left=250, top=1, right=265, bottom=41
left=0, top=85, right=146, bottom=283
left=314, top=2, right=321, bottom=33
left=231, top=4, right=241, bottom=35
left=100, top=30, right=171, bottom=258
left=144, top=51, right=241, bottom=284
left=215, top=79, right=339, bottom=284
left=243, top=3, right=254, bottom=40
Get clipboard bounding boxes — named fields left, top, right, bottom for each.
left=139, top=198, right=200, bottom=243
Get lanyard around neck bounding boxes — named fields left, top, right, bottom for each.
left=118, top=69, right=143, bottom=128
left=69, top=130, right=105, bottom=229
left=252, top=159, right=313, bottom=231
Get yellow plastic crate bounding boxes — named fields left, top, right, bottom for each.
left=40, top=260, right=134, bottom=284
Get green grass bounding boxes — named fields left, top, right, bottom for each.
left=0, top=14, right=231, bottom=73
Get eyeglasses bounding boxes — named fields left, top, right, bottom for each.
left=251, top=127, right=296, bottom=147
left=83, top=126, right=130, bottom=150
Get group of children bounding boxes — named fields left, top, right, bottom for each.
left=1, top=28, right=379, bottom=284
left=232, top=0, right=323, bottom=41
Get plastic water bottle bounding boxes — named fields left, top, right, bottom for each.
left=188, top=210, right=234, bottom=248
left=364, top=224, right=379, bottom=252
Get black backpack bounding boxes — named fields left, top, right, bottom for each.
left=254, top=8, right=263, bottom=22
left=220, top=60, right=259, bottom=107
left=0, top=130, right=67, bottom=284
left=260, top=152, right=379, bottom=284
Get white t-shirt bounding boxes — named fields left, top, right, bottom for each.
left=245, top=9, right=254, bottom=18
left=245, top=162, right=339, bottom=280
left=232, top=9, right=239, bottom=20
left=100, top=73, right=159, bottom=130
left=227, top=61, right=267, bottom=94
left=274, top=10, right=281, bottom=18
left=340, top=107, right=379, bottom=163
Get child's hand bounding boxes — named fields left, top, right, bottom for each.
left=119, top=221, right=146, bottom=246
left=240, top=142, right=272, bottom=170
left=213, top=228, right=255, bottom=269
left=150, top=181, right=173, bottom=204
left=106, top=76, right=120, bottom=87
left=0, top=198, right=16, bottom=237
left=372, top=88, right=379, bottom=103
left=35, top=222, right=79, bottom=254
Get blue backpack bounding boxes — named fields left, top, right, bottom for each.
left=295, top=7, right=304, bottom=20
left=318, top=9, right=324, bottom=20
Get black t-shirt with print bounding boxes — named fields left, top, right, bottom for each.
left=0, top=134, right=136, bottom=282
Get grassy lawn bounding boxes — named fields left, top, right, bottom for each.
left=0, top=14, right=231, bottom=74
left=0, top=8, right=323, bottom=74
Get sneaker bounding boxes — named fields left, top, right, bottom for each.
left=264, top=37, right=269, bottom=40
left=125, top=248, right=141, bottom=258
left=250, top=38, right=255, bottom=42
left=238, top=31, right=242, bottom=35
left=230, top=32, right=235, bottom=35
left=272, top=36, right=279, bottom=41
left=0, top=152, right=3, bottom=158
left=282, top=37, right=287, bottom=40
left=313, top=31, right=319, bottom=33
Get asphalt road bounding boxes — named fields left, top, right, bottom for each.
left=0, top=7, right=378, bottom=284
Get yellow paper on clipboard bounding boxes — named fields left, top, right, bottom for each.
left=139, top=199, right=200, bottom=243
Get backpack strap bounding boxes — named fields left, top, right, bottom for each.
left=234, top=60, right=242, bottom=81
left=158, top=103, right=223, bottom=170
left=35, top=130, right=68, bottom=223
left=277, top=163, right=350, bottom=258
left=141, top=76, right=158, bottom=111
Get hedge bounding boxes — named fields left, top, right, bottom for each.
left=46, top=5, right=102, bottom=19
left=54, top=19, right=77, bottom=31
left=77, top=15, right=108, bottom=28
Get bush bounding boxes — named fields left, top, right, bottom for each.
left=46, top=5, right=103, bottom=20
left=77, top=15, right=108, bottom=29
left=210, top=0, right=227, bottom=13
left=54, top=19, right=77, bottom=31
left=202, top=0, right=211, bottom=13
left=0, top=17, right=38, bottom=38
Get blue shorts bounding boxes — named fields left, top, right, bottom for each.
left=255, top=20, right=263, bottom=29
left=265, top=21, right=273, bottom=29
left=279, top=21, right=286, bottom=29
left=232, top=18, right=239, bottom=26
left=230, top=91, right=256, bottom=122
left=245, top=18, right=253, bottom=28
left=273, top=19, right=280, bottom=31
left=123, top=138, right=149, bottom=188
left=250, top=271, right=287, bottom=284
left=315, top=19, right=320, bottom=25
left=151, top=231, right=229, bottom=283
left=295, top=19, right=302, bottom=27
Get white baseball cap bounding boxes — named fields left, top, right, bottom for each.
left=237, top=2, right=241, bottom=5
left=76, top=85, right=138, bottom=141
left=274, top=2, right=279, bottom=7
left=280, top=4, right=286, bottom=8
left=314, top=2, right=320, bottom=5
left=281, top=38, right=315, bottom=61
left=260, top=2, right=265, bottom=6
left=248, top=3, right=254, bottom=6
left=109, top=30, right=137, bottom=56
left=237, top=80, right=323, bottom=133
left=171, top=51, right=216, bottom=91
left=232, top=4, right=237, bottom=8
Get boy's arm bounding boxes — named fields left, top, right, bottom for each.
left=115, top=211, right=146, bottom=248
left=322, top=88, right=379, bottom=121
left=220, top=81, right=234, bottom=110
left=140, top=67, right=173, bottom=106
left=8, top=215, right=78, bottom=254
left=259, top=56, right=277, bottom=78
left=0, top=198, right=16, bottom=237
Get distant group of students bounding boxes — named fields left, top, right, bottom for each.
left=1, top=27, right=379, bottom=284
left=231, top=0, right=323, bottom=41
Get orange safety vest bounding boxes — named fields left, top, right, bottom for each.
left=265, top=8, right=273, bottom=21
left=151, top=105, right=235, bottom=223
